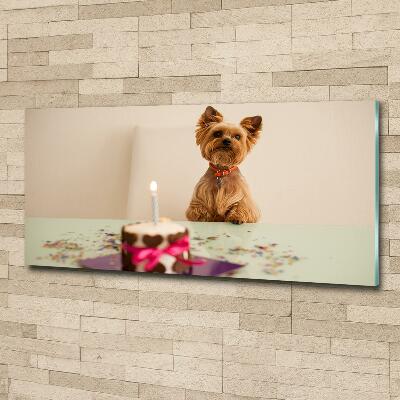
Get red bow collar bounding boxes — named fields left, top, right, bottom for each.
left=209, top=163, right=237, bottom=177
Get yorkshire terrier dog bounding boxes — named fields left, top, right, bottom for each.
left=186, top=106, right=262, bottom=224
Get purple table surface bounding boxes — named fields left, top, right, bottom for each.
left=80, top=253, right=243, bottom=276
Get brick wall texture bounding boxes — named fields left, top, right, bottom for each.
left=0, top=0, right=398, bottom=399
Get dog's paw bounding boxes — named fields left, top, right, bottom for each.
left=197, top=214, right=214, bottom=222
left=225, top=210, right=246, bottom=225
left=186, top=206, right=214, bottom=222
left=225, top=205, right=259, bottom=224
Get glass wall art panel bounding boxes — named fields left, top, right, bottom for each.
left=25, top=101, right=379, bottom=286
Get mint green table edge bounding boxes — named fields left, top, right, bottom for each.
left=375, top=100, right=380, bottom=286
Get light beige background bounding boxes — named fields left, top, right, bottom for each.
left=0, top=1, right=399, bottom=399
left=25, top=108, right=134, bottom=219
left=26, top=101, right=376, bottom=227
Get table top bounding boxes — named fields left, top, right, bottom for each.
left=26, top=217, right=377, bottom=286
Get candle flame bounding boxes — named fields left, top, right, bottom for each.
left=150, top=180, right=158, bottom=193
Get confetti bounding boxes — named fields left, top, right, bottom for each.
left=38, top=228, right=122, bottom=265
left=191, top=235, right=303, bottom=276
left=37, top=225, right=303, bottom=276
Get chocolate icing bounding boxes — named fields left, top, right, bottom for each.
left=142, top=234, right=163, bottom=248
left=150, top=263, right=166, bottom=273
left=167, top=228, right=188, bottom=244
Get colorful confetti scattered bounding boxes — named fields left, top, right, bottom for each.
left=37, top=227, right=121, bottom=265
left=37, top=225, right=303, bottom=276
left=190, top=234, right=303, bottom=276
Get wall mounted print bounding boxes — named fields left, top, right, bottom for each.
left=25, top=101, right=379, bottom=286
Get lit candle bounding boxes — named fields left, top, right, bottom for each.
left=150, top=180, right=159, bottom=225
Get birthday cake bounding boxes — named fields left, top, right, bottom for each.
left=121, top=222, right=192, bottom=274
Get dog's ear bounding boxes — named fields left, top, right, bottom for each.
left=240, top=115, right=262, bottom=146
left=196, top=106, right=223, bottom=145
left=199, top=106, right=223, bottom=126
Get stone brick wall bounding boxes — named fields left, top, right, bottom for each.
left=0, top=0, right=398, bottom=399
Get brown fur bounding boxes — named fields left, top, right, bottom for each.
left=186, top=106, right=262, bottom=224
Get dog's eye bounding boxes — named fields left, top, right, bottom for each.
left=213, top=131, right=223, bottom=138
left=234, top=134, right=241, bottom=140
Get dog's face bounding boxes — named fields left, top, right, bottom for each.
left=195, top=106, right=262, bottom=168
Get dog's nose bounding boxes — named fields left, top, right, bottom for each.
left=222, top=138, right=231, bottom=146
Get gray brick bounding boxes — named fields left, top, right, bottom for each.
left=381, top=170, right=400, bottom=187
left=293, top=318, right=400, bottom=342
left=223, top=378, right=276, bottom=398
left=5, top=1, right=78, bottom=11
left=21, top=323, right=37, bottom=339
left=140, top=291, right=187, bottom=310
left=191, top=6, right=291, bottom=28
left=139, top=13, right=190, bottom=32
left=293, top=285, right=400, bottom=307
left=0, top=80, right=78, bottom=96
left=0, top=5, right=77, bottom=24
left=0, top=320, right=36, bottom=339
left=0, top=95, right=35, bottom=109
left=0, top=224, right=24, bottom=238
left=139, top=59, right=235, bottom=77
left=172, top=0, right=221, bottom=13
left=389, top=205, right=400, bottom=222
left=193, top=38, right=291, bottom=58
left=390, top=83, right=400, bottom=100
left=124, top=75, right=220, bottom=93
left=352, top=0, right=400, bottom=16
left=224, top=345, right=275, bottom=365
left=221, top=85, right=329, bottom=103
left=276, top=349, right=388, bottom=374
left=0, top=195, right=24, bottom=210
left=391, top=342, right=400, bottom=360
left=354, top=29, right=400, bottom=50
left=8, top=64, right=93, bottom=81
left=79, top=0, right=171, bottom=19
left=292, top=0, right=351, bottom=20
left=50, top=371, right=139, bottom=397
left=139, top=44, right=191, bottom=62
left=236, top=22, right=290, bottom=41
left=188, top=294, right=291, bottom=316
left=8, top=34, right=93, bottom=53
left=79, top=92, right=172, bottom=107
left=79, top=78, right=123, bottom=95
left=8, top=365, right=49, bottom=385
left=8, top=52, right=49, bottom=67
left=223, top=0, right=331, bottom=7
left=140, top=383, right=185, bottom=400
left=9, top=281, right=139, bottom=306
left=381, top=239, right=389, bottom=256
left=292, top=48, right=392, bottom=71
left=240, top=313, right=291, bottom=333
left=331, top=338, right=389, bottom=359
left=278, top=384, right=388, bottom=400
left=391, top=100, right=400, bottom=118
left=139, top=26, right=235, bottom=47
left=387, top=257, right=400, bottom=274
left=237, top=54, right=292, bottom=73
left=273, top=67, right=388, bottom=87
left=0, top=348, right=29, bottom=367
left=293, top=33, right=352, bottom=53
left=381, top=136, right=400, bottom=152
left=0, top=293, right=6, bottom=307
left=381, top=206, right=390, bottom=223
left=292, top=301, right=347, bottom=321
left=36, top=93, right=78, bottom=108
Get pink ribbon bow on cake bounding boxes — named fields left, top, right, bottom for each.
left=122, top=235, right=204, bottom=272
